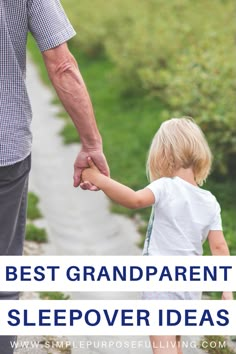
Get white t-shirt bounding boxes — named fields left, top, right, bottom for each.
left=143, top=176, right=222, bottom=256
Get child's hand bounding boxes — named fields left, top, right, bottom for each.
left=222, top=291, right=233, bottom=300
left=81, top=157, right=101, bottom=188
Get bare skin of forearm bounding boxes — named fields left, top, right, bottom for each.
left=208, top=230, right=230, bottom=256
left=43, top=44, right=102, bottom=149
left=93, top=173, right=141, bottom=208
left=207, top=231, right=233, bottom=299
left=211, top=242, right=230, bottom=256
left=82, top=167, right=154, bottom=209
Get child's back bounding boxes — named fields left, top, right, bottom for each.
left=144, top=176, right=221, bottom=257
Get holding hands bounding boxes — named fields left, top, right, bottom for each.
left=74, top=150, right=109, bottom=191
left=81, top=157, right=102, bottom=190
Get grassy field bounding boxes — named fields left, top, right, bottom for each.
left=61, top=0, right=236, bottom=178
left=27, top=34, right=236, bottom=259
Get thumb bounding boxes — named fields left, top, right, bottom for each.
left=87, top=157, right=95, bottom=168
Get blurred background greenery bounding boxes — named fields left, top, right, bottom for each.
left=28, top=0, right=236, bottom=261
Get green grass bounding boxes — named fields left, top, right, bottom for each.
left=60, top=121, right=80, bottom=144
left=203, top=291, right=236, bottom=301
left=27, top=33, right=236, bottom=256
left=39, top=292, right=70, bottom=300
left=203, top=180, right=236, bottom=256
left=27, top=192, right=42, bottom=220
left=26, top=223, right=48, bottom=243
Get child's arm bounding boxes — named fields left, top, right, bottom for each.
left=208, top=230, right=230, bottom=256
left=82, top=158, right=155, bottom=209
left=208, top=230, right=233, bottom=300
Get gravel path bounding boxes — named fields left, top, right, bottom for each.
left=14, top=57, right=208, bottom=354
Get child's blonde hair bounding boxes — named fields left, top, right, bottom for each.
left=147, top=117, right=212, bottom=186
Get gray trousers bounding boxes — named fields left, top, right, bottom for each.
left=0, top=155, right=31, bottom=354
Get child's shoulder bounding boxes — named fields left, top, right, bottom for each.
left=149, top=177, right=219, bottom=201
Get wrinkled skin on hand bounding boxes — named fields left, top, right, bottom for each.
left=73, top=148, right=109, bottom=191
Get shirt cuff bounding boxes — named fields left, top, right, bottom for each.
left=37, top=25, right=76, bottom=52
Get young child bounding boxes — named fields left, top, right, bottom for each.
left=82, top=117, right=232, bottom=354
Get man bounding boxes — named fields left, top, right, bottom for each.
left=0, top=0, right=109, bottom=352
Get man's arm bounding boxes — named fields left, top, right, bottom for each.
left=42, top=42, right=109, bottom=187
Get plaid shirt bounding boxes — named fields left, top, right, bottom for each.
left=0, top=0, right=75, bottom=166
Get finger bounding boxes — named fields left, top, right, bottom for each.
left=73, top=168, right=82, bottom=188
left=80, top=179, right=100, bottom=191
left=80, top=181, right=94, bottom=190
left=80, top=181, right=89, bottom=188
left=74, top=176, right=81, bottom=188
left=88, top=185, right=100, bottom=191
left=87, top=157, right=96, bottom=168
left=80, top=184, right=87, bottom=190
left=80, top=182, right=90, bottom=190
left=97, top=159, right=110, bottom=176
left=81, top=184, right=99, bottom=191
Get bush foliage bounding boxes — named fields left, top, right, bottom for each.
left=26, top=224, right=48, bottom=243
left=27, top=192, right=42, bottom=220
left=62, top=0, right=235, bottom=176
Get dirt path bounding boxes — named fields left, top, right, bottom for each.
left=24, top=57, right=207, bottom=354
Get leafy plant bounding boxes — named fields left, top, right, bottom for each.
left=61, top=0, right=236, bottom=176
left=39, top=292, right=70, bottom=300
left=27, top=192, right=42, bottom=220
left=26, top=223, right=48, bottom=243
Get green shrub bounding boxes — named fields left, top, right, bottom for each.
left=25, top=223, right=48, bottom=243
left=39, top=292, right=70, bottom=300
left=61, top=0, right=112, bottom=57
left=62, top=0, right=236, bottom=176
left=27, top=192, right=42, bottom=220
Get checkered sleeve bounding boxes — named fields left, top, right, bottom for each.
left=27, top=0, right=76, bottom=52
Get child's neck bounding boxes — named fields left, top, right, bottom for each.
left=174, top=167, right=197, bottom=186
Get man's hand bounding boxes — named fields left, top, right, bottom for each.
left=73, top=149, right=109, bottom=190
left=81, top=157, right=102, bottom=189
